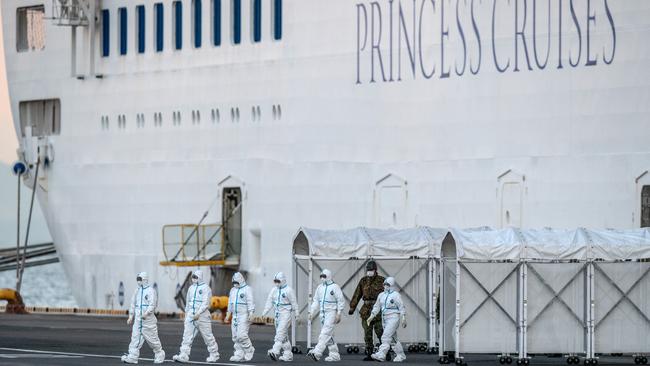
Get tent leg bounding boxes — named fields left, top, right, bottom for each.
left=439, top=259, right=445, bottom=357
left=587, top=261, right=595, bottom=359
left=519, top=262, right=528, bottom=360
left=292, top=258, right=297, bottom=347
left=428, top=258, right=435, bottom=349
left=455, top=260, right=461, bottom=359
left=307, top=257, right=313, bottom=349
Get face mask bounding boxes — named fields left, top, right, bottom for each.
left=320, top=275, right=327, bottom=284
left=137, top=280, right=143, bottom=287
left=232, top=281, right=240, bottom=288
left=191, top=275, right=199, bottom=284
left=367, top=271, right=375, bottom=277
left=274, top=280, right=281, bottom=288
left=384, top=285, right=390, bottom=291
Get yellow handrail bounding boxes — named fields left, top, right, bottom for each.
left=161, top=223, right=225, bottom=265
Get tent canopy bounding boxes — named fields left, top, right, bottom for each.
left=293, top=227, right=650, bottom=261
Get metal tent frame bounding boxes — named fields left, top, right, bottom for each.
left=288, top=226, right=650, bottom=364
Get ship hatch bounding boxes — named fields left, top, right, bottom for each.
left=642, top=186, right=650, bottom=228
left=160, top=187, right=242, bottom=267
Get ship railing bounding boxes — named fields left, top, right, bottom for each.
left=49, top=1, right=90, bottom=27
left=160, top=224, right=226, bottom=267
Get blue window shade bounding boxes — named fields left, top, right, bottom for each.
left=137, top=5, right=145, bottom=53
left=155, top=3, right=164, bottom=52
left=273, top=0, right=282, bottom=40
left=174, top=1, right=183, bottom=50
left=194, top=0, right=202, bottom=48
left=101, top=10, right=109, bottom=57
left=232, top=0, right=241, bottom=44
left=212, top=0, right=221, bottom=46
left=119, top=7, right=127, bottom=55
left=253, top=0, right=261, bottom=43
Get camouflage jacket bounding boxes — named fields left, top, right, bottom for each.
left=349, top=275, right=386, bottom=319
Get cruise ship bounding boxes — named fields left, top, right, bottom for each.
left=2, top=0, right=649, bottom=312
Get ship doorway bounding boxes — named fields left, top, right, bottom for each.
left=642, top=186, right=650, bottom=228
left=222, top=187, right=242, bottom=260
left=501, top=182, right=522, bottom=228
left=375, top=174, right=408, bottom=228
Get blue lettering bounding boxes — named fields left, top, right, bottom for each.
left=441, top=0, right=450, bottom=78
left=371, top=2, right=388, bottom=82
left=585, top=0, right=597, bottom=66
left=470, top=0, right=482, bottom=75
left=603, top=0, right=615, bottom=65
left=514, top=0, right=532, bottom=72
left=532, top=0, right=550, bottom=69
left=356, top=3, right=368, bottom=84
left=492, top=0, right=510, bottom=73
left=569, top=0, right=582, bottom=67
left=398, top=0, right=417, bottom=81
left=455, top=0, right=467, bottom=76
left=419, top=0, right=436, bottom=79
left=557, top=0, right=563, bottom=69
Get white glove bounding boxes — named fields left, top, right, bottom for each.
left=308, top=312, right=317, bottom=322
left=366, top=315, right=375, bottom=326
left=401, top=315, right=407, bottom=328
left=192, top=313, right=200, bottom=321
left=335, top=313, right=341, bottom=324
left=127, top=315, right=133, bottom=325
left=248, top=312, right=255, bottom=321
left=141, top=313, right=148, bottom=320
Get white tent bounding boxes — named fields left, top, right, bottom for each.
left=291, top=227, right=650, bottom=363
left=292, top=227, right=447, bottom=351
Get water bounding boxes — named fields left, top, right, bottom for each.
left=0, top=262, right=77, bottom=307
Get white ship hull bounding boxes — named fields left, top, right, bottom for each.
left=2, top=0, right=650, bottom=311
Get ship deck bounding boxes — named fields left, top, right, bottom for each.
left=0, top=313, right=633, bottom=365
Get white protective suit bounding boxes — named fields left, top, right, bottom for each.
left=368, top=277, right=406, bottom=362
left=308, top=269, right=345, bottom=362
left=262, top=272, right=299, bottom=361
left=173, top=270, right=220, bottom=363
left=121, top=272, right=165, bottom=364
left=228, top=272, right=255, bottom=362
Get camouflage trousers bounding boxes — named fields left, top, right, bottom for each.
left=361, top=315, right=383, bottom=353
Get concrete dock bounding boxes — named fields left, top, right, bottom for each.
left=0, top=313, right=633, bottom=365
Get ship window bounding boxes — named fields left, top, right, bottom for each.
left=272, top=0, right=282, bottom=40
left=212, top=0, right=221, bottom=46
left=19, top=99, right=61, bottom=137
left=119, top=7, right=127, bottom=55
left=252, top=0, right=261, bottom=43
left=642, top=186, right=650, bottom=228
left=154, top=3, right=164, bottom=52
left=101, top=10, right=110, bottom=57
left=136, top=5, right=145, bottom=54
left=232, top=0, right=241, bottom=45
left=193, top=0, right=202, bottom=48
left=16, top=5, right=46, bottom=52
left=173, top=1, right=183, bottom=50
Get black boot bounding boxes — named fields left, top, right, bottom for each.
left=363, top=348, right=374, bottom=361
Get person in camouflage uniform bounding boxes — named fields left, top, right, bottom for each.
left=348, top=260, right=385, bottom=361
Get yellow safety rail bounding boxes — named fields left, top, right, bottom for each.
left=160, top=223, right=227, bottom=266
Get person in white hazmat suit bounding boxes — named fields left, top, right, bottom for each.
left=172, top=270, right=220, bottom=363
left=307, top=269, right=345, bottom=362
left=262, top=272, right=299, bottom=362
left=121, top=272, right=165, bottom=364
left=226, top=272, right=255, bottom=362
left=367, top=277, right=407, bottom=362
